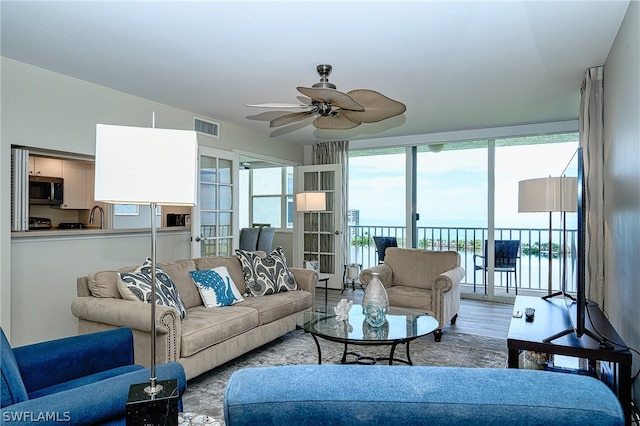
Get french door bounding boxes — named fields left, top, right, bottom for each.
left=295, top=164, right=343, bottom=289
left=191, top=146, right=239, bottom=258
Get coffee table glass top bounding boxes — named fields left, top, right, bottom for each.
left=296, top=303, right=438, bottom=343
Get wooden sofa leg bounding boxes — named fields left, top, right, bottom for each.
left=451, top=313, right=458, bottom=325
left=434, top=329, right=443, bottom=342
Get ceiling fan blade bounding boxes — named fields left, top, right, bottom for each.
left=341, top=89, right=407, bottom=123
left=270, top=111, right=316, bottom=128
left=313, top=113, right=361, bottom=130
left=297, top=87, right=365, bottom=111
left=247, top=103, right=310, bottom=109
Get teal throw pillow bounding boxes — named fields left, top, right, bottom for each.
left=189, top=266, right=244, bottom=308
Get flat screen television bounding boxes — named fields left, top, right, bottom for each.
left=545, top=147, right=611, bottom=348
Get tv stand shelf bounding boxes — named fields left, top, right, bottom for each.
left=508, top=296, right=633, bottom=425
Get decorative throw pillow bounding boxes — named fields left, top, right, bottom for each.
left=236, top=247, right=298, bottom=297
left=117, top=258, right=188, bottom=318
left=189, top=266, right=244, bottom=308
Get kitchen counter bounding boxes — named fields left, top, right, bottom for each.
left=11, top=226, right=190, bottom=239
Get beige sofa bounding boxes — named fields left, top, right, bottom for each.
left=71, top=255, right=315, bottom=380
left=359, top=247, right=464, bottom=342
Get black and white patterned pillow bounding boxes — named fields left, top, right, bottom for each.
left=117, top=257, right=188, bottom=318
left=236, top=247, right=298, bottom=297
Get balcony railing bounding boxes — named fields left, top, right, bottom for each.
left=348, top=225, right=577, bottom=296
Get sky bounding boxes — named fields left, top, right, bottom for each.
left=348, top=141, right=578, bottom=230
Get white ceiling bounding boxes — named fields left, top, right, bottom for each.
left=0, top=1, right=630, bottom=146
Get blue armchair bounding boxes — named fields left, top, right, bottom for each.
left=1, top=327, right=186, bottom=425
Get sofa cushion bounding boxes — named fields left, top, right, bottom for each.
left=87, top=267, right=136, bottom=299
left=189, top=267, right=244, bottom=308
left=159, top=259, right=200, bottom=309
left=236, top=247, right=298, bottom=296
left=195, top=256, right=247, bottom=295
left=179, top=306, right=259, bottom=357
left=238, top=290, right=312, bottom=325
left=117, top=258, right=188, bottom=318
left=384, top=248, right=460, bottom=290
left=1, top=328, right=29, bottom=408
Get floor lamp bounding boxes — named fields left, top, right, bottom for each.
left=518, top=176, right=576, bottom=297
left=296, top=192, right=326, bottom=267
left=95, top=123, right=198, bottom=417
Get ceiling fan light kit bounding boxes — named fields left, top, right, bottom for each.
left=248, top=64, right=406, bottom=130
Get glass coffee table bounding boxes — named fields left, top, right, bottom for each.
left=296, top=303, right=438, bottom=365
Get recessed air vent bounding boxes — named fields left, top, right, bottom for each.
left=193, top=117, right=220, bottom=138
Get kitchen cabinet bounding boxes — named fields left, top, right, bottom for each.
left=60, top=160, right=95, bottom=209
left=29, top=156, right=63, bottom=177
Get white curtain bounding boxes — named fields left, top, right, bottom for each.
left=579, top=66, right=605, bottom=306
left=313, top=141, right=349, bottom=272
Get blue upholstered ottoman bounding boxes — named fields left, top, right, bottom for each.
left=224, top=365, right=624, bottom=425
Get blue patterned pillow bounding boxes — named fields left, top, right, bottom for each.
left=189, top=266, right=244, bottom=308
left=236, top=246, right=298, bottom=297
left=117, top=258, right=188, bottom=318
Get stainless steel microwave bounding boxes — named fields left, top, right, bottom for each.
left=29, top=175, right=63, bottom=205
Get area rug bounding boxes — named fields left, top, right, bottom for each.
left=181, top=329, right=507, bottom=423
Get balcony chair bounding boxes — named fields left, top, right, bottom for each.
left=1, top=327, right=186, bottom=425
left=473, top=240, right=521, bottom=294
left=360, top=247, right=464, bottom=342
left=373, top=236, right=398, bottom=263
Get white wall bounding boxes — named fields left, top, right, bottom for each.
left=10, top=231, right=191, bottom=347
left=603, top=0, right=640, bottom=402
left=1, top=58, right=302, bottom=343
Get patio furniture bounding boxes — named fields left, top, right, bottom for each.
left=473, top=240, right=521, bottom=294
left=373, top=236, right=397, bottom=263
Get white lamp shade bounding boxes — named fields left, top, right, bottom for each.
left=518, top=177, right=577, bottom=213
left=296, top=192, right=326, bottom=212
left=95, top=124, right=198, bottom=206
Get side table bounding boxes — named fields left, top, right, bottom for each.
left=507, top=295, right=632, bottom=424
left=318, top=273, right=330, bottom=311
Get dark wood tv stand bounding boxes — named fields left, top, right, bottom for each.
left=508, top=295, right=633, bottom=424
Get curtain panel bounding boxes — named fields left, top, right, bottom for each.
left=579, top=66, right=605, bottom=307
left=313, top=141, right=349, bottom=273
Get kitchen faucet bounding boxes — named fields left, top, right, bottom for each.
left=89, top=205, right=105, bottom=229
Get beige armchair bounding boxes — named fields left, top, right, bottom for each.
left=359, top=247, right=464, bottom=341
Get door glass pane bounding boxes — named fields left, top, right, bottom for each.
left=219, top=212, right=231, bottom=237
left=219, top=185, right=232, bottom=210
left=200, top=183, right=216, bottom=210
left=494, top=135, right=578, bottom=295
left=348, top=148, right=406, bottom=268
left=219, top=159, right=232, bottom=184
left=201, top=157, right=217, bottom=183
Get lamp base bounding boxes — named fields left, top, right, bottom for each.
left=126, top=379, right=179, bottom=426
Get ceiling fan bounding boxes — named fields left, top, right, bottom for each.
left=247, top=64, right=406, bottom=130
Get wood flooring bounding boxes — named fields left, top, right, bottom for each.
left=316, top=287, right=514, bottom=340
